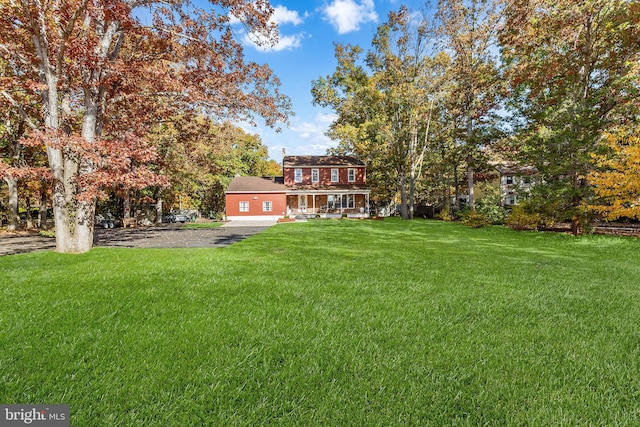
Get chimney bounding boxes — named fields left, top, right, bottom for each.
left=282, top=148, right=286, bottom=178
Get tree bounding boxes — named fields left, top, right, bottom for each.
left=313, top=7, right=446, bottom=219
left=500, top=0, right=640, bottom=234
left=589, top=127, right=640, bottom=220
left=146, top=114, right=281, bottom=217
left=0, top=0, right=291, bottom=252
left=435, top=0, right=503, bottom=210
left=0, top=56, right=48, bottom=230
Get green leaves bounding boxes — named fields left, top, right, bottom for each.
left=501, top=0, right=640, bottom=232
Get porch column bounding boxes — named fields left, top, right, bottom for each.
left=366, top=193, right=370, bottom=215
left=313, top=194, right=316, bottom=214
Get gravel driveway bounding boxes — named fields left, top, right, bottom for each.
left=0, top=221, right=276, bottom=256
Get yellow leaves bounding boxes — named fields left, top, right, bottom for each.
left=589, top=127, right=640, bottom=220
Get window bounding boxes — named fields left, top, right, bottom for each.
left=327, top=194, right=354, bottom=209
left=328, top=194, right=337, bottom=210
left=344, top=194, right=355, bottom=208
left=506, top=194, right=517, bottom=206
left=348, top=168, right=356, bottom=182
left=505, top=175, right=514, bottom=185
left=239, top=201, right=249, bottom=212
left=331, top=168, right=339, bottom=182
left=294, top=168, right=302, bottom=183
left=311, top=168, right=319, bottom=183
left=262, top=201, right=272, bottom=212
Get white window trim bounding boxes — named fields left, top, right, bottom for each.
left=239, top=201, right=249, bottom=212
left=331, top=168, right=339, bottom=182
left=348, top=168, right=356, bottom=182
left=294, top=168, right=302, bottom=183
left=262, top=201, right=272, bottom=212
left=311, top=168, right=319, bottom=183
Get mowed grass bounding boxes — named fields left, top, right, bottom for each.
left=1, top=219, right=639, bottom=425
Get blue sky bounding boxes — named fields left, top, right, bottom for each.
left=230, top=0, right=425, bottom=163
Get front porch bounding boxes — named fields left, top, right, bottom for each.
left=286, top=192, right=370, bottom=217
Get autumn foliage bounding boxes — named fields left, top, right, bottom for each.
left=589, top=128, right=640, bottom=220
left=0, top=0, right=291, bottom=252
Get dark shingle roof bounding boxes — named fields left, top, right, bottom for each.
left=495, top=162, right=538, bottom=175
left=226, top=176, right=286, bottom=192
left=283, top=155, right=365, bottom=167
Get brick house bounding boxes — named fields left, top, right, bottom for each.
left=225, top=155, right=371, bottom=220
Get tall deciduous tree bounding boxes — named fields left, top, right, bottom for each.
left=435, top=0, right=503, bottom=210
left=313, top=7, right=446, bottom=219
left=149, top=115, right=279, bottom=216
left=0, top=0, right=291, bottom=252
left=500, top=0, right=640, bottom=234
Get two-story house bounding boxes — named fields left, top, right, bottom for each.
left=496, top=162, right=537, bottom=206
left=283, top=155, right=370, bottom=217
left=224, top=155, right=370, bottom=221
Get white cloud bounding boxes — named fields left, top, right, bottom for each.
left=315, top=112, right=338, bottom=124
left=286, top=113, right=339, bottom=155
left=271, top=5, right=304, bottom=26
left=232, top=5, right=307, bottom=52
left=243, top=32, right=305, bottom=52
left=322, top=0, right=378, bottom=34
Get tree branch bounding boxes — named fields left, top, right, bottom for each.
left=0, top=90, right=40, bottom=132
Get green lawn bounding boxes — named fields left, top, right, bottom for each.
left=1, top=219, right=639, bottom=425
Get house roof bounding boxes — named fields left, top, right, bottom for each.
left=494, top=162, right=538, bottom=175
left=226, top=176, right=286, bottom=193
left=283, top=155, right=365, bottom=167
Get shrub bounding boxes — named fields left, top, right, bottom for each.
left=39, top=229, right=55, bottom=238
left=505, top=205, right=542, bottom=231
left=476, top=202, right=508, bottom=225
left=461, top=210, right=490, bottom=228
left=476, top=184, right=508, bottom=224
left=437, top=206, right=454, bottom=221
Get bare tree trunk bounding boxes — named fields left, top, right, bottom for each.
left=124, top=192, right=131, bottom=218
left=466, top=116, right=475, bottom=210
left=408, top=170, right=415, bottom=220
left=453, top=163, right=460, bottom=210
left=25, top=196, right=33, bottom=229
left=156, top=198, right=163, bottom=224
left=398, top=177, right=409, bottom=220
left=38, top=190, right=48, bottom=229
left=4, top=176, right=19, bottom=231
left=467, top=155, right=475, bottom=210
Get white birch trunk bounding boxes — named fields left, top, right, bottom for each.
left=4, top=176, right=18, bottom=231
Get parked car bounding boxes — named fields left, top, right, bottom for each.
left=172, top=212, right=188, bottom=223
left=163, top=211, right=188, bottom=223
left=95, top=213, right=114, bottom=228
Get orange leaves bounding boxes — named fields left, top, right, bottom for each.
left=589, top=128, right=640, bottom=220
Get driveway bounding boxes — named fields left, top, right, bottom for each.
left=0, top=221, right=276, bottom=256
